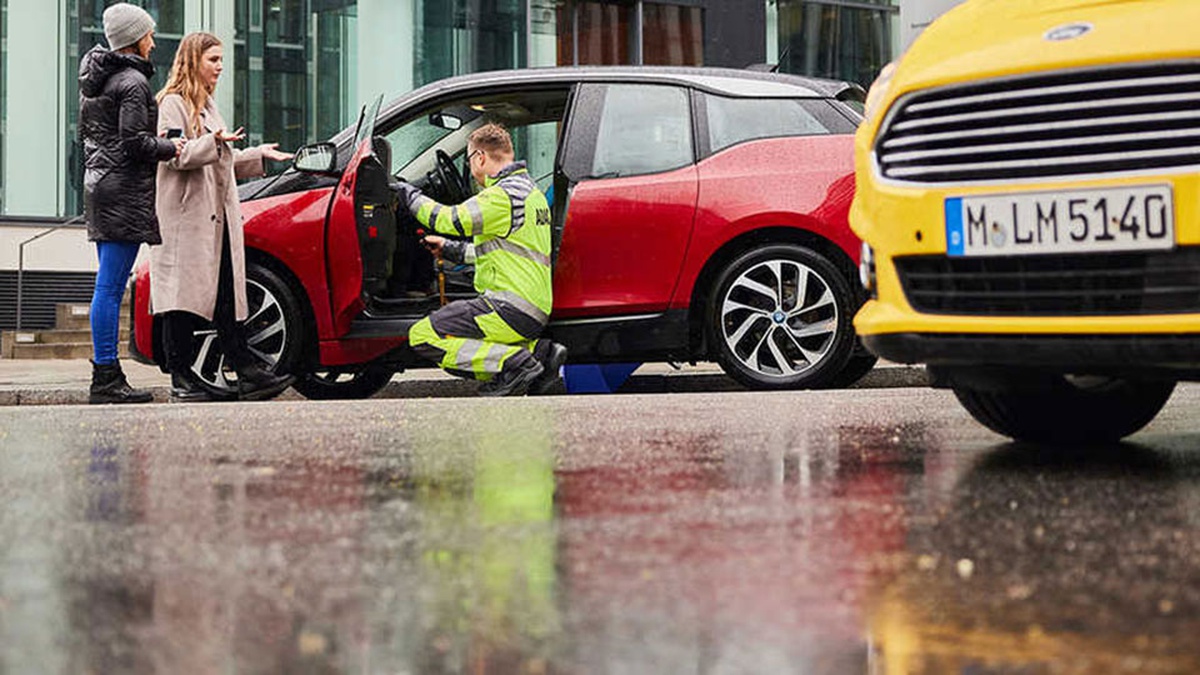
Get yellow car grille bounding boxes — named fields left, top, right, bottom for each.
left=875, top=62, right=1200, bottom=184
left=894, top=248, right=1200, bottom=315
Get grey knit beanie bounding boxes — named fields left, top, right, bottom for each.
left=103, top=3, right=155, bottom=51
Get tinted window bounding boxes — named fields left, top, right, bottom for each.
left=705, top=95, right=841, bottom=153
left=592, top=85, right=693, bottom=178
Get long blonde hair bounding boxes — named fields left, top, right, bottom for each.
left=157, top=32, right=222, bottom=136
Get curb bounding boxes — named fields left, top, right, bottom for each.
left=0, top=364, right=929, bottom=406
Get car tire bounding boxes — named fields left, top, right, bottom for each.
left=292, top=364, right=395, bottom=400
left=952, top=375, right=1175, bottom=445
left=708, top=244, right=856, bottom=390
left=186, top=262, right=304, bottom=400
left=826, top=352, right=880, bottom=389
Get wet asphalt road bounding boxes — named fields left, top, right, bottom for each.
left=2, top=385, right=1200, bottom=673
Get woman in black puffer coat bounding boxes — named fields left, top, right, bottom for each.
left=78, top=3, right=182, bottom=404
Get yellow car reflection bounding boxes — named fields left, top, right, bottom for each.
left=852, top=0, right=1200, bottom=445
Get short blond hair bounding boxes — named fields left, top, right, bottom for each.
left=469, top=123, right=514, bottom=161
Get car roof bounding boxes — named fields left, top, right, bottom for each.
left=375, top=65, right=851, bottom=122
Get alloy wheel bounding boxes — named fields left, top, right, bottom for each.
left=189, top=278, right=288, bottom=396
left=719, top=258, right=838, bottom=380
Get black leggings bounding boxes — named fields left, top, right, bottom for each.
left=162, top=225, right=251, bottom=373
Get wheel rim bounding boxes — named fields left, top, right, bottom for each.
left=189, top=278, right=288, bottom=395
left=720, top=258, right=838, bottom=379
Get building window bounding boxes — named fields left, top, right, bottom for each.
left=65, top=0, right=185, bottom=216
left=417, top=0, right=527, bottom=88
left=771, top=0, right=897, bottom=87
left=558, top=1, right=705, bottom=66
left=642, top=3, right=702, bottom=66
left=1, top=0, right=7, bottom=215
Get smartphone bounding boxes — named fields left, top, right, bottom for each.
left=165, top=128, right=184, bottom=139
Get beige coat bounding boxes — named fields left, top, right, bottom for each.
left=151, top=94, right=263, bottom=321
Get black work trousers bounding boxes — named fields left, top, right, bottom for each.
left=161, top=223, right=252, bottom=374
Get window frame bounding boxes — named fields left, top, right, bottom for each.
left=693, top=91, right=859, bottom=161
left=566, top=81, right=699, bottom=182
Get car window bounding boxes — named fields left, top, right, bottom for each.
left=704, top=95, right=839, bottom=153
left=592, top=84, right=693, bottom=178
left=514, top=120, right=560, bottom=192
left=384, top=117, right=461, bottom=176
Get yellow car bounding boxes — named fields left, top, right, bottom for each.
left=852, top=0, right=1200, bottom=444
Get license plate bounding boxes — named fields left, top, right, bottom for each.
left=945, top=185, right=1175, bottom=257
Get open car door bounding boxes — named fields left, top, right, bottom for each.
left=325, top=95, right=392, bottom=335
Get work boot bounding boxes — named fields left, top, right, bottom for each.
left=169, top=371, right=214, bottom=403
left=236, top=362, right=295, bottom=402
left=529, top=341, right=568, bottom=396
left=478, top=359, right=544, bottom=398
left=89, top=360, right=154, bottom=404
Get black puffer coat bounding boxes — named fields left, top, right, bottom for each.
left=78, top=45, right=176, bottom=243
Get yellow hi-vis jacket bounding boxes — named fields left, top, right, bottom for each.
left=409, top=162, right=553, bottom=325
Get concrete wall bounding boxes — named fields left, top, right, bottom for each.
left=0, top=222, right=94, bottom=272
left=899, top=0, right=966, bottom=50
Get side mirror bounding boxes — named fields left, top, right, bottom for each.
left=292, top=142, right=337, bottom=173
left=429, top=112, right=463, bottom=131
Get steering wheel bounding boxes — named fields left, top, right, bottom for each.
left=429, top=149, right=470, bottom=204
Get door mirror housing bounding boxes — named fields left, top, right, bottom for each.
left=429, top=112, right=463, bottom=131
left=293, top=142, right=338, bottom=173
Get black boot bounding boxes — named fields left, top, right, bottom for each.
left=479, top=359, right=544, bottom=398
left=89, top=360, right=154, bottom=404
left=529, top=341, right=568, bottom=396
left=169, top=371, right=214, bottom=403
left=236, top=362, right=295, bottom=401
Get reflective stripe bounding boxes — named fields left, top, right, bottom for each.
left=465, top=199, right=484, bottom=236
left=450, top=206, right=466, bottom=237
left=510, top=198, right=526, bottom=233
left=429, top=204, right=444, bottom=229
left=412, top=194, right=434, bottom=216
left=501, top=177, right=533, bottom=200
left=486, top=290, right=549, bottom=325
left=477, top=238, right=551, bottom=268
left=483, top=344, right=509, bottom=374
left=454, top=339, right=487, bottom=372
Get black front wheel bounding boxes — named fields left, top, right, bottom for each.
left=953, top=375, right=1175, bottom=445
left=708, top=244, right=857, bottom=390
left=292, top=364, right=395, bottom=400
left=183, top=262, right=304, bottom=400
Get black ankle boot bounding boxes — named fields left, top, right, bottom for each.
left=169, top=371, right=214, bottom=403
left=236, top=362, right=295, bottom=401
left=89, top=360, right=154, bottom=404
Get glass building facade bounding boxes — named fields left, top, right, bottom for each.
left=768, top=0, right=899, bottom=88
left=0, top=0, right=903, bottom=220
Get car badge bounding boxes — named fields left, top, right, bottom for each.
left=1044, top=22, right=1092, bottom=41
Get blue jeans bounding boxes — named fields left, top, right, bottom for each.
left=91, top=241, right=140, bottom=365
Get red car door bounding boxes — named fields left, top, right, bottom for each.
left=325, top=96, right=383, bottom=335
left=553, top=83, right=699, bottom=318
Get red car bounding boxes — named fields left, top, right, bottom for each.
left=130, top=67, right=871, bottom=399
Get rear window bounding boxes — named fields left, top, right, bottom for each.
left=704, top=94, right=852, bottom=153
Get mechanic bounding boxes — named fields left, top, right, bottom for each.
left=396, top=123, right=567, bottom=397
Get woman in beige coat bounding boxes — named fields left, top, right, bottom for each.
left=153, top=31, right=294, bottom=402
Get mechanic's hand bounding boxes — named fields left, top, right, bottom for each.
left=422, top=234, right=445, bottom=258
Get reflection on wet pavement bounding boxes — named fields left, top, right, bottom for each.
left=0, top=387, right=1199, bottom=672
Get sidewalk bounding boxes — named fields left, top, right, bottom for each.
left=0, top=358, right=928, bottom=406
